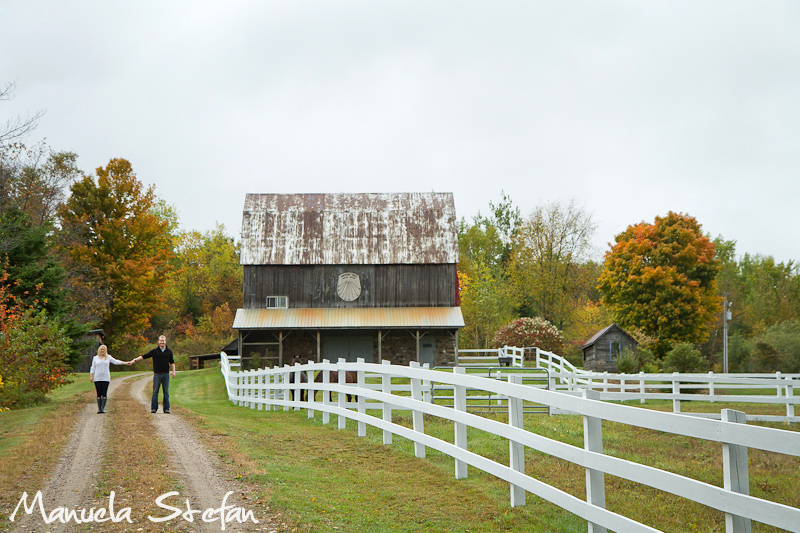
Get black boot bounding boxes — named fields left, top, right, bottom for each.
left=97, top=398, right=103, bottom=413
left=99, top=397, right=106, bottom=413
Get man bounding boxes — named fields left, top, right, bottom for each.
left=131, top=335, right=176, bottom=413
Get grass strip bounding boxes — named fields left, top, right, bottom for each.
left=0, top=375, right=94, bottom=529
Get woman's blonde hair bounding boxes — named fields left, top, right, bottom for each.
left=97, top=345, right=108, bottom=359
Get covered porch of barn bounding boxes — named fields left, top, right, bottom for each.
left=231, top=307, right=464, bottom=369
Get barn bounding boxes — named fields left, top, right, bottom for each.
left=232, top=193, right=464, bottom=369
left=581, top=323, right=638, bottom=372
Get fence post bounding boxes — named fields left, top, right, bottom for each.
left=293, top=363, right=302, bottom=411
left=322, top=359, right=331, bottom=425
left=271, top=373, right=278, bottom=411
left=508, top=375, right=526, bottom=507
left=357, top=358, right=366, bottom=437
left=776, top=372, right=782, bottom=398
left=672, top=372, right=681, bottom=413
left=639, top=372, right=645, bottom=404
left=236, top=372, right=241, bottom=406
left=306, top=366, right=315, bottom=419
left=381, top=360, right=393, bottom=445
left=709, top=371, right=715, bottom=403
left=257, top=372, right=264, bottom=411
left=409, top=361, right=426, bottom=459
left=786, top=379, right=795, bottom=420
left=722, top=409, right=751, bottom=533
left=250, top=371, right=256, bottom=408
left=422, top=363, right=432, bottom=403
left=338, top=358, right=347, bottom=430
left=453, top=367, right=468, bottom=479
left=283, top=367, right=290, bottom=412
left=582, top=389, right=607, bottom=533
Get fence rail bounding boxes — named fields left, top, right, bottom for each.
left=525, top=348, right=800, bottom=423
left=219, top=352, right=800, bottom=533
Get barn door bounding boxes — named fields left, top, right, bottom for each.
left=323, top=335, right=374, bottom=363
left=419, top=334, right=436, bottom=368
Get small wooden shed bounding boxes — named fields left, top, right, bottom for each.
left=581, top=323, right=637, bottom=372
left=73, top=329, right=107, bottom=372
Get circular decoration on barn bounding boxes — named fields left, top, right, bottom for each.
left=337, top=272, right=362, bottom=301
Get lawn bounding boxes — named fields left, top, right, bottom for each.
left=172, top=368, right=800, bottom=533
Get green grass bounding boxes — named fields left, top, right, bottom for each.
left=0, top=375, right=94, bottom=456
left=173, top=369, right=800, bottom=533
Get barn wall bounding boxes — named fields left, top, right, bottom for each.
left=243, top=264, right=457, bottom=308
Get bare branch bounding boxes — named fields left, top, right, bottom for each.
left=1, top=80, right=45, bottom=144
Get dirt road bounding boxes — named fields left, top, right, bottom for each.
left=8, top=373, right=282, bottom=533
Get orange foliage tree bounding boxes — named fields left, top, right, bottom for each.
left=598, top=212, right=721, bottom=358
left=58, top=159, right=174, bottom=351
left=0, top=270, right=71, bottom=408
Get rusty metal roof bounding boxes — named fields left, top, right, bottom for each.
left=240, top=193, right=458, bottom=265
left=581, top=323, right=636, bottom=349
left=233, top=307, right=465, bottom=330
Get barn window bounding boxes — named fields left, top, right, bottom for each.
left=266, top=296, right=288, bottom=308
left=609, top=341, right=621, bottom=361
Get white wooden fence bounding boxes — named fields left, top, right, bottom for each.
left=219, top=352, right=800, bottom=533
left=529, top=348, right=800, bottom=423
left=456, top=346, right=525, bottom=367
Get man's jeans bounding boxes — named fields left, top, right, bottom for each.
left=152, top=373, right=170, bottom=411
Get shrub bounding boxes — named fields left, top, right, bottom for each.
left=664, top=343, right=707, bottom=373
left=615, top=346, right=660, bottom=374
left=491, top=317, right=564, bottom=354
left=756, top=319, right=800, bottom=373
left=616, top=347, right=638, bottom=374
left=0, top=309, right=72, bottom=408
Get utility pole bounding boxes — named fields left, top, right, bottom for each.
left=723, top=294, right=732, bottom=373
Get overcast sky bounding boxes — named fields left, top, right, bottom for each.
left=2, top=1, right=798, bottom=263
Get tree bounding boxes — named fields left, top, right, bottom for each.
left=1, top=80, right=44, bottom=145
left=457, top=265, right=515, bottom=349
left=506, top=200, right=597, bottom=330
left=156, top=224, right=242, bottom=333
left=598, top=212, right=721, bottom=358
left=0, top=270, right=71, bottom=408
left=456, top=194, right=520, bottom=349
left=58, top=159, right=174, bottom=347
left=0, top=142, right=81, bottom=224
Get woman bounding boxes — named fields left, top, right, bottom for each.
left=89, top=345, right=130, bottom=413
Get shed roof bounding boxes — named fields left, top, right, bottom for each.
left=240, top=193, right=458, bottom=265
left=581, top=323, right=636, bottom=350
left=233, top=307, right=464, bottom=330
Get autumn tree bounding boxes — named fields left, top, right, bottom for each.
left=58, top=159, right=174, bottom=348
left=0, top=270, right=72, bottom=408
left=456, top=194, right=519, bottom=348
left=506, top=200, right=598, bottom=331
left=156, top=224, right=242, bottom=333
left=598, top=211, right=721, bottom=358
left=0, top=142, right=81, bottom=225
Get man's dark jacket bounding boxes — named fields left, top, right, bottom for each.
left=142, top=347, right=175, bottom=373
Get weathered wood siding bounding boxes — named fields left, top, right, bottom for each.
left=583, top=328, right=637, bottom=372
left=243, top=264, right=457, bottom=308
